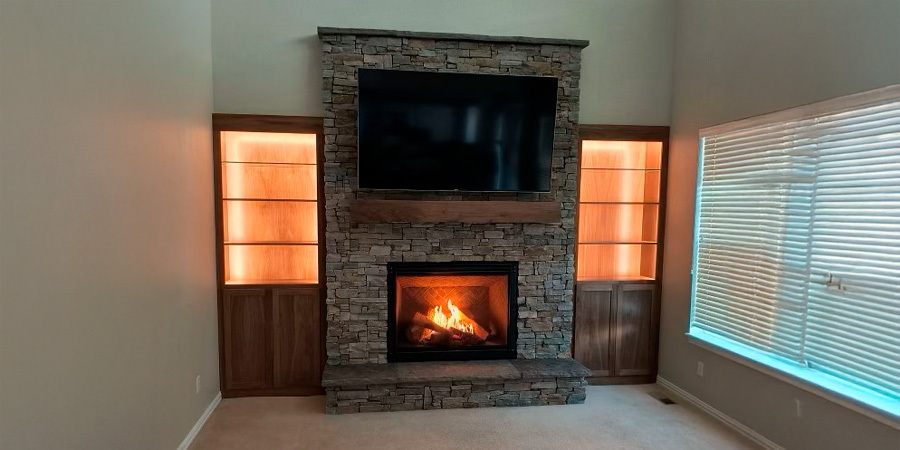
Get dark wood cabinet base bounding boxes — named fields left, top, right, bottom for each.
left=220, top=285, right=324, bottom=397
left=573, top=281, right=659, bottom=384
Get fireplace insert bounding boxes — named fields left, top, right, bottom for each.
left=387, top=262, right=518, bottom=362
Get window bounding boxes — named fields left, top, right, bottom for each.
left=689, top=84, right=900, bottom=423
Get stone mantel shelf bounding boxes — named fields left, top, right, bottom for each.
left=349, top=199, right=561, bottom=224
left=317, top=26, right=590, bottom=48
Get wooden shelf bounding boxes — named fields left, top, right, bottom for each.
left=350, top=199, right=561, bottom=224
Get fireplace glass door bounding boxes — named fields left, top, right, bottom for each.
left=388, top=262, right=517, bottom=362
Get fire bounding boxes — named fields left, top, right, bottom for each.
left=428, top=299, right=475, bottom=335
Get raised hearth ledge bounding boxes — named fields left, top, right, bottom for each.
left=317, top=26, right=590, bottom=48
left=323, top=359, right=590, bottom=387
left=349, top=199, right=561, bottom=224
left=323, top=359, right=589, bottom=414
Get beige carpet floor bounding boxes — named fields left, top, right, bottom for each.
left=190, top=384, right=761, bottom=450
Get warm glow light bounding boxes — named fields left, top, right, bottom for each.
left=428, top=299, right=475, bottom=335
left=222, top=131, right=316, bottom=163
left=221, top=131, right=318, bottom=284
left=577, top=140, right=662, bottom=281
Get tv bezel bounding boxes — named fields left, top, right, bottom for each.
left=355, top=68, right=559, bottom=193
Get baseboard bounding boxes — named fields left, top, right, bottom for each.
left=656, top=377, right=784, bottom=450
left=176, top=392, right=222, bottom=450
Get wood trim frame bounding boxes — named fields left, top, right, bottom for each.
left=573, top=124, right=670, bottom=384
left=212, top=113, right=326, bottom=398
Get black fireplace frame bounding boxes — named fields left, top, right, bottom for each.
left=387, top=261, right=518, bottom=362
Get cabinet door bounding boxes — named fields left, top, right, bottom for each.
left=573, top=283, right=614, bottom=377
left=222, top=288, right=270, bottom=390
left=272, top=287, right=322, bottom=388
left=614, top=283, right=655, bottom=376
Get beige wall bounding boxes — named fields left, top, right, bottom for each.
left=661, top=1, right=900, bottom=449
left=0, top=1, right=218, bottom=449
left=210, top=0, right=674, bottom=125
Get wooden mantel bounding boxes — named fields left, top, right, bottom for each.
left=349, top=199, right=561, bottom=224
left=317, top=27, right=590, bottom=48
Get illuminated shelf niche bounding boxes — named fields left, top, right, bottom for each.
left=577, top=140, right=662, bottom=281
left=221, top=131, right=318, bottom=284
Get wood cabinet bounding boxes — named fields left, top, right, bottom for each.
left=615, top=283, right=656, bottom=377
left=272, top=288, right=322, bottom=388
left=573, top=125, right=667, bottom=384
left=222, top=288, right=270, bottom=390
left=222, top=286, right=323, bottom=395
left=574, top=282, right=658, bottom=382
left=214, top=114, right=325, bottom=397
left=573, top=283, right=613, bottom=377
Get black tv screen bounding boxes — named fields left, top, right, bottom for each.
left=357, top=69, right=557, bottom=192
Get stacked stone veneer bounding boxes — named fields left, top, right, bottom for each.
left=319, top=28, right=588, bottom=364
left=327, top=377, right=587, bottom=414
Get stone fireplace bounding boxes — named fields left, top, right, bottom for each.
left=318, top=27, right=591, bottom=413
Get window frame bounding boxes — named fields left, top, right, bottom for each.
left=687, top=85, right=900, bottom=429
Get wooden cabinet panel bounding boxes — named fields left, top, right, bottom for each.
left=574, top=284, right=614, bottom=377
left=272, top=288, right=322, bottom=388
left=614, top=284, right=655, bottom=376
left=222, top=289, right=270, bottom=390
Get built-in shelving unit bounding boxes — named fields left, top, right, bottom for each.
left=576, top=140, right=662, bottom=281
left=213, top=114, right=325, bottom=398
left=220, top=131, right=319, bottom=285
left=573, top=125, right=668, bottom=385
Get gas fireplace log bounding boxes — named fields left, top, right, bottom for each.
left=411, top=312, right=486, bottom=344
left=453, top=309, right=490, bottom=341
left=412, top=312, right=445, bottom=332
left=414, top=307, right=490, bottom=341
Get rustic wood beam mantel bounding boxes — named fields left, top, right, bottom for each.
left=317, top=27, right=590, bottom=48
left=349, top=199, right=561, bottom=224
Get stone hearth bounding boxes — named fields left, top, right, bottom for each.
left=323, top=359, right=590, bottom=414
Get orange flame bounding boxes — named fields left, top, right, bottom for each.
left=428, top=299, right=474, bottom=335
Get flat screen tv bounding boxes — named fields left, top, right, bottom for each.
left=357, top=69, right=557, bottom=192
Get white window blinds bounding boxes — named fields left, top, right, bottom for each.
left=691, top=84, right=900, bottom=417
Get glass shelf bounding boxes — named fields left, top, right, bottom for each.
left=224, top=244, right=318, bottom=285
left=577, top=243, right=657, bottom=281
left=222, top=161, right=316, bottom=166
left=221, top=131, right=316, bottom=164
left=222, top=162, right=317, bottom=200
left=577, top=139, right=663, bottom=282
left=579, top=169, right=660, bottom=203
left=223, top=200, right=317, bottom=244
left=578, top=203, right=658, bottom=243
left=581, top=140, right=662, bottom=170
left=220, top=130, right=319, bottom=285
